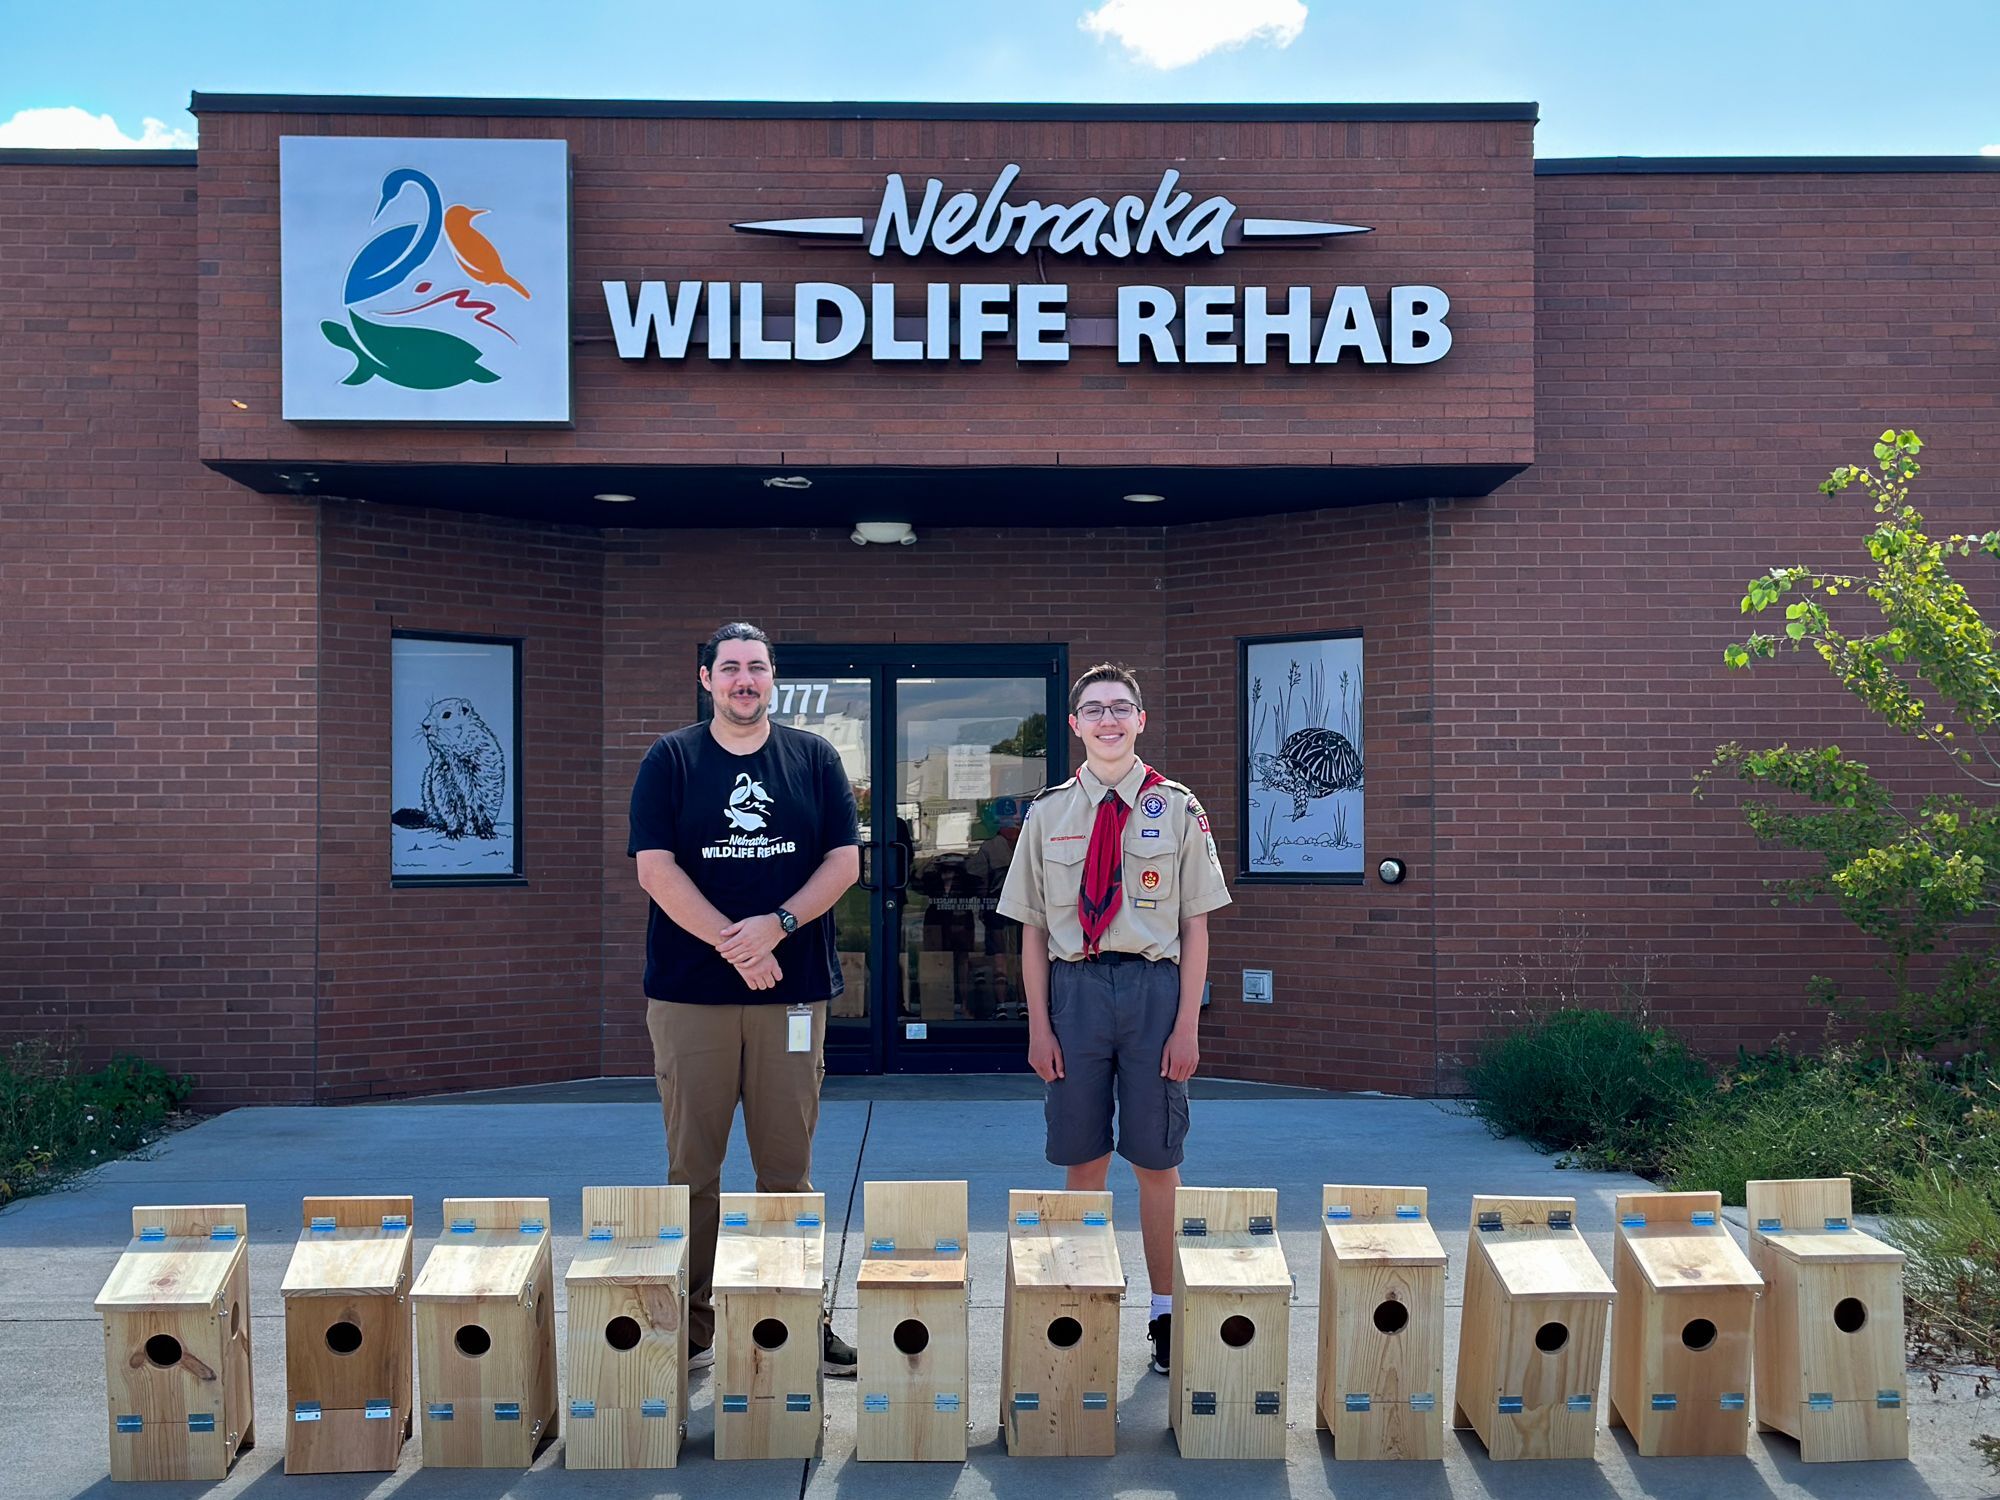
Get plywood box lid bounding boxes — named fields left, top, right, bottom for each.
left=281, top=1227, right=411, bottom=1298
left=1756, top=1228, right=1903, bottom=1266
left=713, top=1226, right=824, bottom=1293
left=565, top=1235, right=688, bottom=1286
left=1625, top=1227, right=1764, bottom=1292
left=1176, top=1240, right=1292, bottom=1294
left=859, top=1251, right=968, bottom=1290
left=1325, top=1220, right=1447, bottom=1267
left=96, top=1204, right=248, bottom=1310
left=1009, top=1226, right=1124, bottom=1292
left=410, top=1232, right=548, bottom=1301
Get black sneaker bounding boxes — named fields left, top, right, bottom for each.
left=1147, top=1313, right=1172, bottom=1375
left=822, top=1320, right=857, bottom=1378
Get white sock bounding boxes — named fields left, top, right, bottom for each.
left=1150, top=1293, right=1173, bottom=1320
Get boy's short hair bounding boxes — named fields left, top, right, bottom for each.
left=1069, top=662, right=1144, bottom=715
left=702, top=621, right=774, bottom=672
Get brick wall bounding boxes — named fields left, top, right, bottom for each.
left=314, top=502, right=605, bottom=1099
left=0, top=158, right=318, bottom=1103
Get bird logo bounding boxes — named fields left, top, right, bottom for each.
left=321, top=167, right=535, bottom=391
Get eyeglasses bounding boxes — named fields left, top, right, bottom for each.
left=1075, top=701, right=1139, bottom=723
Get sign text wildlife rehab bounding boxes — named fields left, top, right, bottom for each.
left=602, top=165, right=1453, bottom=367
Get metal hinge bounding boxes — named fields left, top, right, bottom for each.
left=1498, top=1396, right=1524, bottom=1415
left=293, top=1402, right=322, bottom=1423
left=493, top=1402, right=521, bottom=1422
left=869, top=1238, right=896, bottom=1254
left=1255, top=1391, right=1281, bottom=1415
left=1180, top=1217, right=1207, bottom=1237
left=1547, top=1209, right=1574, bottom=1231
left=864, top=1394, right=890, bottom=1413
left=1191, top=1392, right=1218, bottom=1416
left=363, top=1399, right=391, bottom=1421
left=309, top=1215, right=338, bottom=1233
left=785, top=1393, right=813, bottom=1413
left=934, top=1393, right=961, bottom=1413
left=1013, top=1392, right=1040, bottom=1412
left=1878, top=1390, right=1903, bottom=1409
left=1651, top=1394, right=1678, bottom=1411
left=1014, top=1211, right=1040, bottom=1227
left=721, top=1395, right=749, bottom=1414
left=518, top=1219, right=544, bottom=1236
left=795, top=1213, right=820, bottom=1229
left=1081, top=1211, right=1108, bottom=1227
left=1082, top=1392, right=1109, bottom=1411
left=187, top=1413, right=217, bottom=1433
left=934, top=1237, right=961, bottom=1254
left=1326, top=1204, right=1353, bottom=1221
left=1621, top=1213, right=1647, bottom=1229
left=1809, top=1393, right=1835, bottom=1412
left=1248, top=1215, right=1275, bottom=1236
left=1411, top=1393, right=1437, bottom=1412
left=1567, top=1394, right=1593, bottom=1413
left=115, top=1416, right=143, bottom=1434
left=381, top=1213, right=409, bottom=1232
left=723, top=1212, right=749, bottom=1228
left=1396, top=1204, right=1423, bottom=1220
left=1478, top=1211, right=1504, bottom=1233
left=1720, top=1393, right=1747, bottom=1411
left=427, top=1403, right=454, bottom=1421
left=587, top=1226, right=616, bottom=1242
left=1344, top=1393, right=1372, bottom=1413
left=449, top=1218, right=476, bottom=1235
left=1690, top=1210, right=1717, bottom=1227
left=642, top=1398, right=668, bottom=1419
left=569, top=1400, right=596, bottom=1419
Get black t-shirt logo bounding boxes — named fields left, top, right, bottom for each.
left=725, top=771, right=775, bottom=833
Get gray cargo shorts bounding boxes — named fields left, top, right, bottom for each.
left=1044, top=954, right=1190, bottom=1171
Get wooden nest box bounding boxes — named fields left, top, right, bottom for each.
left=1315, top=1184, right=1446, bottom=1460
left=97, top=1204, right=256, bottom=1482
left=1452, top=1194, right=1615, bottom=1460
left=409, top=1197, right=558, bottom=1467
left=1606, top=1190, right=1762, bottom=1456
left=712, top=1191, right=827, bottom=1460
left=1002, top=1189, right=1124, bottom=1457
left=856, top=1179, right=970, bottom=1462
left=1746, top=1178, right=1908, bottom=1462
left=1169, top=1186, right=1292, bottom=1460
left=279, top=1195, right=415, bottom=1473
left=563, top=1186, right=692, bottom=1469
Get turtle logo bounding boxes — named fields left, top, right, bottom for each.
left=725, top=772, right=775, bottom=833
left=320, top=168, right=534, bottom=391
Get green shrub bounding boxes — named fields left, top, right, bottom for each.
left=1462, top=1008, right=1713, bottom=1177
left=1891, top=1162, right=2000, bottom=1474
left=1664, top=1049, right=1997, bottom=1211
left=0, top=1040, right=192, bottom=1206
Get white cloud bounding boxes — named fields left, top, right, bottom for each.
left=1983, top=143, right=2000, bottom=156
left=1080, top=0, right=1308, bottom=69
left=0, top=106, right=195, bottom=151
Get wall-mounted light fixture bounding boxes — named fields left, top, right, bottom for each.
left=851, top=521, right=917, bottom=547
left=763, top=475, right=813, bottom=490
left=1377, top=857, right=1408, bottom=885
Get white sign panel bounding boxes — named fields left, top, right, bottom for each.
left=281, top=136, right=570, bottom=423
left=1244, top=634, right=1364, bottom=879
left=948, top=744, right=992, bottom=800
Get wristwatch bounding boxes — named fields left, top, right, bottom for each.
left=775, top=907, right=799, bottom=937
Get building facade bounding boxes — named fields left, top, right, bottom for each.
left=3, top=98, right=1995, bottom=1104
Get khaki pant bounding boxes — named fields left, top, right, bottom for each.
left=646, top=999, right=827, bottom=1349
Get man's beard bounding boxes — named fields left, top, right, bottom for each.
left=717, top=692, right=768, bottom=726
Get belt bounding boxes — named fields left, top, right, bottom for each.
left=1067, top=951, right=1157, bottom=967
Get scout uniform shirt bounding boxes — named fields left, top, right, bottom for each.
left=996, top=760, right=1231, bottom=961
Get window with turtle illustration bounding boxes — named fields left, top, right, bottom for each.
left=1239, top=632, right=1364, bottom=882
left=390, top=632, right=523, bottom=883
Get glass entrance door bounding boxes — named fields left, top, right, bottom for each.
left=770, top=645, right=1066, bottom=1073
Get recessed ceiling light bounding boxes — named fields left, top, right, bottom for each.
left=594, top=492, right=636, bottom=504
left=1123, top=492, right=1165, bottom=504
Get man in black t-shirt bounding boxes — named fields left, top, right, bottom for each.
left=628, top=622, right=861, bottom=1375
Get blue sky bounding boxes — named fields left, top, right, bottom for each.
left=2, top=0, right=1996, bottom=158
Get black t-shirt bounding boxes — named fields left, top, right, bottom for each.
left=627, top=721, right=860, bottom=1005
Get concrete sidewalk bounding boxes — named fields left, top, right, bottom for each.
left=1, top=1091, right=1992, bottom=1499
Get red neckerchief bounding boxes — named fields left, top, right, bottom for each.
left=1079, top=766, right=1165, bottom=957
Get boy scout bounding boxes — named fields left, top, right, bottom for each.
left=996, top=662, right=1231, bottom=1376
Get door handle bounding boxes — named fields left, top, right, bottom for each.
left=890, top=838, right=913, bottom=893
left=859, top=844, right=878, bottom=891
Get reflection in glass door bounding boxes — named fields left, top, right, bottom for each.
left=894, top=676, right=1047, bottom=1057
left=764, top=645, right=1066, bottom=1073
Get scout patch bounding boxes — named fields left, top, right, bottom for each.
left=1140, top=827, right=1161, bottom=839
left=1196, top=812, right=1211, bottom=833
left=1140, top=869, right=1161, bottom=891
left=1141, top=792, right=1167, bottom=818
left=1135, top=898, right=1159, bottom=909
